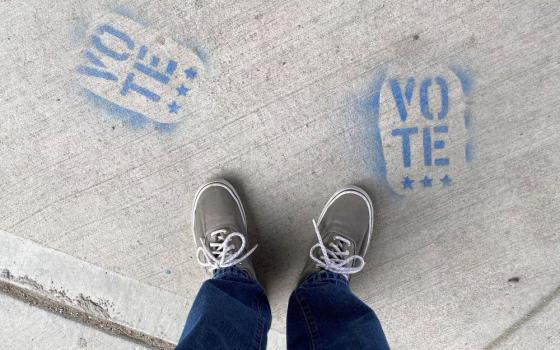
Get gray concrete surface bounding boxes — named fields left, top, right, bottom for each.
left=0, top=229, right=184, bottom=348
left=0, top=293, right=150, bottom=350
left=0, top=229, right=286, bottom=349
left=1, top=0, right=559, bottom=349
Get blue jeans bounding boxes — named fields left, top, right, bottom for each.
left=176, top=267, right=390, bottom=350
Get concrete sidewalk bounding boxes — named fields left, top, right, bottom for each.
left=1, top=0, right=559, bottom=348
left=0, top=229, right=286, bottom=349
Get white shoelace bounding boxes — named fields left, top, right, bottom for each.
left=310, top=219, right=365, bottom=278
left=196, top=229, right=257, bottom=272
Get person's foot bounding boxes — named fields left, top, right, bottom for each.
left=192, top=179, right=257, bottom=279
left=299, top=186, right=374, bottom=282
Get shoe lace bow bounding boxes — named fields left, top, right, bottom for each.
left=310, top=219, right=365, bottom=278
left=197, top=229, right=257, bottom=271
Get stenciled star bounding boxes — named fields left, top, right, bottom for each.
left=402, top=176, right=414, bottom=190
left=185, top=67, right=198, bottom=79
left=441, top=174, right=453, bottom=187
left=176, top=84, right=189, bottom=96
left=420, top=176, right=433, bottom=188
left=168, top=101, right=181, bottom=114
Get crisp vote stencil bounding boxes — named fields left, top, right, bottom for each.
left=376, top=67, right=473, bottom=195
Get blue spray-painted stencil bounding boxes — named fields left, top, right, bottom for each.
left=75, top=13, right=207, bottom=131
left=370, top=66, right=474, bottom=195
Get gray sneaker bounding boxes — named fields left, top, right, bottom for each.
left=192, top=179, right=257, bottom=279
left=299, top=186, right=374, bottom=282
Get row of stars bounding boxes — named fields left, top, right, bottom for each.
left=401, top=175, right=452, bottom=189
left=167, top=67, right=199, bottom=114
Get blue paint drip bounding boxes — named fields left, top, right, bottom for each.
left=84, top=89, right=177, bottom=132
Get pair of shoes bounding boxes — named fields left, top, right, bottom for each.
left=192, top=179, right=374, bottom=282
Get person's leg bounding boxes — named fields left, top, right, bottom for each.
left=287, top=271, right=389, bottom=350
left=287, top=186, right=390, bottom=350
left=177, top=266, right=271, bottom=350
left=176, top=180, right=271, bottom=350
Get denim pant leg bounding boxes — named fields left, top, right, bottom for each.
left=176, top=267, right=272, bottom=350
left=287, top=271, right=390, bottom=350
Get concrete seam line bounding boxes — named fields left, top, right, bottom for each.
left=483, top=284, right=560, bottom=350
left=0, top=277, right=176, bottom=350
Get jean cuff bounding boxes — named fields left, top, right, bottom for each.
left=301, top=270, right=349, bottom=287
left=213, top=266, right=253, bottom=281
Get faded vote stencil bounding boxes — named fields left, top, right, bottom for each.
left=75, top=13, right=207, bottom=130
left=373, top=67, right=474, bottom=195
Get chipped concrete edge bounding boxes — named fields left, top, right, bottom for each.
left=0, top=276, right=174, bottom=349
left=0, top=229, right=183, bottom=349
left=0, top=229, right=287, bottom=350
